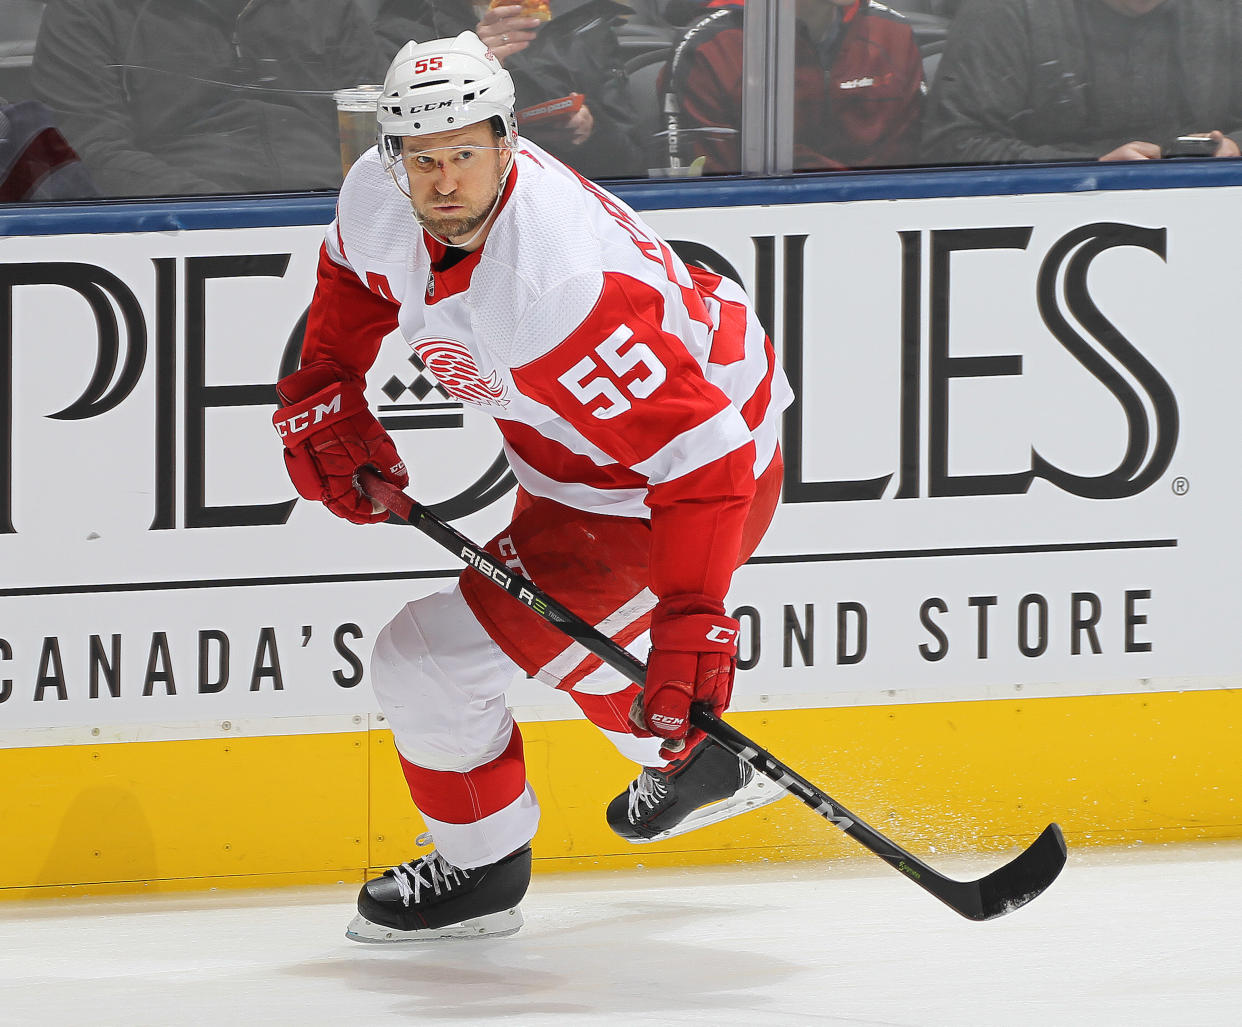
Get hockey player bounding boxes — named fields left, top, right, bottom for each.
left=272, top=31, right=793, bottom=942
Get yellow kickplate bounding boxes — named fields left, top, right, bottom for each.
left=3, top=690, right=1239, bottom=896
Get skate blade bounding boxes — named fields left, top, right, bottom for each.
left=632, top=773, right=784, bottom=844
left=345, top=906, right=523, bottom=943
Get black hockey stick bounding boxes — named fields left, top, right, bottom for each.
left=356, top=469, right=1067, bottom=921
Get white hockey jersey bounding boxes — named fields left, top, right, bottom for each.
left=302, top=140, right=792, bottom=604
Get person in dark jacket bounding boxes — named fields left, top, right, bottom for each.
left=663, top=0, right=925, bottom=175
left=922, top=0, right=1242, bottom=164
left=31, top=0, right=385, bottom=197
left=373, top=0, right=643, bottom=178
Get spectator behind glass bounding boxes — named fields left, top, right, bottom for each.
left=373, top=0, right=643, bottom=179
left=922, top=0, right=1242, bottom=165
left=31, top=0, right=386, bottom=198
left=663, top=0, right=925, bottom=175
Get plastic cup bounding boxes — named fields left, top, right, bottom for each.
left=647, top=156, right=707, bottom=179
left=334, top=85, right=382, bottom=180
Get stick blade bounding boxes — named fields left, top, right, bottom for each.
left=961, top=822, right=1067, bottom=921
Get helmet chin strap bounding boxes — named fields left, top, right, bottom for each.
left=403, top=144, right=516, bottom=250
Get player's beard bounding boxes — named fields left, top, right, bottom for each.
left=412, top=183, right=502, bottom=243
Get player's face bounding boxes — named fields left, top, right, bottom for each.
left=400, top=123, right=512, bottom=245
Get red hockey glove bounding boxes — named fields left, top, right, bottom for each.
left=273, top=363, right=408, bottom=524
left=641, top=596, right=739, bottom=759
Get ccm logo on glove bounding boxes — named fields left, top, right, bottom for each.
left=273, top=363, right=409, bottom=525
left=274, top=393, right=343, bottom=438
left=705, top=624, right=737, bottom=644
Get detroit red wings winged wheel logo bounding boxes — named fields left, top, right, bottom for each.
left=411, top=338, right=509, bottom=408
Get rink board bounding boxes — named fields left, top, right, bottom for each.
left=1, top=688, right=1240, bottom=897
left=4, top=164, right=1242, bottom=894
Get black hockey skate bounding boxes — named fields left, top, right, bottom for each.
left=346, top=833, right=531, bottom=943
left=606, top=738, right=782, bottom=843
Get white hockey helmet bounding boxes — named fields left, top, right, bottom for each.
left=378, top=32, right=518, bottom=163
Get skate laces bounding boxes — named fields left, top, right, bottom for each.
left=390, top=832, right=470, bottom=907
left=627, top=768, right=669, bottom=821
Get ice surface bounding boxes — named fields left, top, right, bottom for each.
left=1, top=841, right=1239, bottom=1027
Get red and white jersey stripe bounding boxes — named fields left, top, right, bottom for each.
left=302, top=139, right=792, bottom=604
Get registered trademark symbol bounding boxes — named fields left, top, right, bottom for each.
left=1171, top=477, right=1190, bottom=496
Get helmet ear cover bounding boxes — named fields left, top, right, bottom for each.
left=377, top=32, right=518, bottom=162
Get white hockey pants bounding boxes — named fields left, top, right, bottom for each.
left=370, top=583, right=664, bottom=869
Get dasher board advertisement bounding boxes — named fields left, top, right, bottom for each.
left=2, top=185, right=1239, bottom=735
